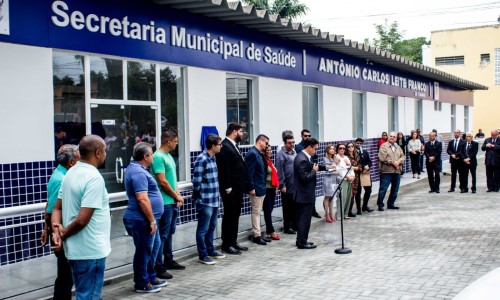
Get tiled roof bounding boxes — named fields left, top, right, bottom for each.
left=153, top=0, right=488, bottom=90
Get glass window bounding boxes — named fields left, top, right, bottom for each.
left=480, top=53, right=490, bottom=63
left=127, top=61, right=156, bottom=101
left=52, top=52, right=86, bottom=158
left=54, top=51, right=188, bottom=191
left=160, top=65, right=186, bottom=181
left=435, top=56, right=464, bottom=66
left=90, top=56, right=123, bottom=100
left=434, top=101, right=442, bottom=111
left=388, top=96, right=398, bottom=132
left=90, top=104, right=157, bottom=193
left=414, top=99, right=423, bottom=130
left=451, top=104, right=456, bottom=132
left=464, top=106, right=469, bottom=133
left=302, top=86, right=319, bottom=139
left=352, top=92, right=365, bottom=138
left=226, top=77, right=252, bottom=145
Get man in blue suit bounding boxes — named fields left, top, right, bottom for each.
left=245, top=134, right=270, bottom=245
left=293, top=138, right=326, bottom=249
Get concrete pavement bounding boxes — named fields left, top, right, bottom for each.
left=100, top=160, right=500, bottom=300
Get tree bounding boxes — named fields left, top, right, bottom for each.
left=366, top=19, right=429, bottom=63
left=241, top=0, right=308, bottom=20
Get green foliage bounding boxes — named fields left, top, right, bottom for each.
left=367, top=19, right=429, bottom=63
left=241, top=0, right=308, bottom=20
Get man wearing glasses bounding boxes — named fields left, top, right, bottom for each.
left=377, top=132, right=405, bottom=211
left=245, top=134, right=271, bottom=245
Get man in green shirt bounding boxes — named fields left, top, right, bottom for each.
left=151, top=131, right=186, bottom=279
left=41, top=144, right=79, bottom=300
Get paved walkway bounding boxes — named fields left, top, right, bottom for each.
left=101, top=160, right=500, bottom=300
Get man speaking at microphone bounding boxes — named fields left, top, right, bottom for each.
left=293, top=138, right=326, bottom=249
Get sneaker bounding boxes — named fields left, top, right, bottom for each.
left=135, top=283, right=161, bottom=293
left=156, top=270, right=173, bottom=279
left=199, top=256, right=216, bottom=265
left=165, top=260, right=186, bottom=270
left=208, top=252, right=226, bottom=259
left=150, top=278, right=168, bottom=288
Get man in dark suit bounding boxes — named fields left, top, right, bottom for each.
left=447, top=129, right=466, bottom=192
left=293, top=137, right=325, bottom=249
left=460, top=132, right=479, bottom=193
left=355, top=138, right=373, bottom=212
left=216, top=123, right=249, bottom=255
left=245, top=134, right=270, bottom=245
left=424, top=132, right=442, bottom=193
left=481, top=129, right=500, bottom=192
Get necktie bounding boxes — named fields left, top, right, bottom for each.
left=454, top=139, right=458, bottom=151
left=431, top=142, right=434, bottom=146
left=494, top=139, right=497, bottom=144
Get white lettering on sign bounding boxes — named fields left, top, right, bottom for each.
left=51, top=1, right=166, bottom=44
left=318, top=57, right=429, bottom=94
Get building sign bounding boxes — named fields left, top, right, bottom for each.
left=0, top=0, right=470, bottom=102
left=0, top=0, right=9, bottom=35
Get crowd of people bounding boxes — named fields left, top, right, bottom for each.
left=40, top=125, right=500, bottom=298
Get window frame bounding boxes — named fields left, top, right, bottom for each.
left=225, top=74, right=255, bottom=147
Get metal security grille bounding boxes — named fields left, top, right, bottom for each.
left=480, top=53, right=490, bottom=63
left=435, top=56, right=464, bottom=66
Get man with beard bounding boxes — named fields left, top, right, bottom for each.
left=216, top=123, right=249, bottom=255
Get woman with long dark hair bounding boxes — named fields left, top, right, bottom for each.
left=407, top=131, right=422, bottom=179
left=346, top=142, right=362, bottom=216
left=396, top=132, right=407, bottom=175
left=262, top=146, right=280, bottom=240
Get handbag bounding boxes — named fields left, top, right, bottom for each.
left=360, top=172, right=371, bottom=187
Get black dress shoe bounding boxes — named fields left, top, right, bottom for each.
left=234, top=243, right=248, bottom=251
left=436, top=190, right=440, bottom=193
left=429, top=190, right=435, bottom=193
left=362, top=207, right=374, bottom=212
left=378, top=207, right=384, bottom=211
left=222, top=246, right=241, bottom=255
left=284, top=229, right=297, bottom=234
left=312, top=211, right=322, bottom=218
left=252, top=236, right=267, bottom=245
left=347, top=212, right=356, bottom=217
left=460, top=190, right=468, bottom=193
left=487, top=189, right=493, bottom=192
left=448, top=189, right=455, bottom=192
left=295, top=242, right=314, bottom=246
left=261, top=236, right=272, bottom=243
left=387, top=206, right=399, bottom=209
left=472, top=190, right=476, bottom=193
left=297, top=243, right=317, bottom=249
left=356, top=210, right=362, bottom=215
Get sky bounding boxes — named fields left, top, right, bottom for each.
left=295, top=0, right=500, bottom=42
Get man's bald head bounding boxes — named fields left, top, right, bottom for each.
left=79, top=135, right=106, bottom=160
left=491, top=129, right=498, bottom=138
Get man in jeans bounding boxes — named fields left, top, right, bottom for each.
left=51, top=135, right=111, bottom=300
left=151, top=131, right=186, bottom=279
left=192, top=134, right=225, bottom=264
left=123, top=143, right=167, bottom=293
left=41, top=144, right=79, bottom=300
left=377, top=132, right=405, bottom=211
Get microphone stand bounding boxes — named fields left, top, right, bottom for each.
left=332, top=164, right=353, bottom=254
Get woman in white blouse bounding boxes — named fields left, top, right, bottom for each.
left=335, top=143, right=355, bottom=220
left=407, top=131, right=422, bottom=178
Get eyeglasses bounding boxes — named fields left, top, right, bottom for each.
left=338, top=147, right=346, bottom=150
left=348, top=145, right=354, bottom=148
left=303, top=135, right=311, bottom=138
left=286, top=141, right=295, bottom=144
